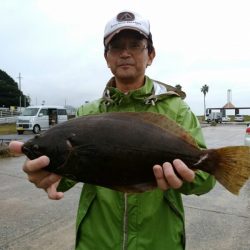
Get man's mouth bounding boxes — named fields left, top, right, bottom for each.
left=118, top=61, right=134, bottom=67
left=118, top=63, right=133, bottom=67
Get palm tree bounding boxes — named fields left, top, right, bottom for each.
left=201, top=84, right=209, bottom=119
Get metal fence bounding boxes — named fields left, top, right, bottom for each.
left=0, top=109, right=20, bottom=124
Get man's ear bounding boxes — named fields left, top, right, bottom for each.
left=104, top=53, right=110, bottom=68
left=147, top=49, right=156, bottom=66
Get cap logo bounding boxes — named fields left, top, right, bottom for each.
left=117, top=12, right=135, bottom=22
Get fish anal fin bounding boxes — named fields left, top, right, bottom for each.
left=109, top=182, right=157, bottom=193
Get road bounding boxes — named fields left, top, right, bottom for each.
left=0, top=124, right=249, bottom=250
left=184, top=124, right=250, bottom=250
left=0, top=132, right=33, bottom=143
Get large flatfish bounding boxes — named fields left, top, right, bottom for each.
left=21, top=112, right=250, bottom=194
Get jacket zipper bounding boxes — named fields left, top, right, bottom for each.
left=122, top=193, right=128, bottom=250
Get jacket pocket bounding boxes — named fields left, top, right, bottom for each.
left=76, top=184, right=97, bottom=236
left=164, top=190, right=186, bottom=249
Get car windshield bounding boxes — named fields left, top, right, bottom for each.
left=21, top=108, right=39, bottom=116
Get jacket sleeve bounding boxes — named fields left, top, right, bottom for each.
left=57, top=177, right=77, bottom=192
left=175, top=99, right=216, bottom=195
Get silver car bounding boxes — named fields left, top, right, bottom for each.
left=244, top=123, right=250, bottom=146
left=234, top=114, right=244, bottom=122
left=222, top=116, right=231, bottom=122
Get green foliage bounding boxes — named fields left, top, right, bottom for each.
left=0, top=123, right=16, bottom=134
left=201, top=84, right=209, bottom=118
left=201, top=84, right=209, bottom=96
left=0, top=69, right=30, bottom=108
left=210, top=120, right=217, bottom=126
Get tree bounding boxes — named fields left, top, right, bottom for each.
left=0, top=69, right=30, bottom=108
left=201, top=84, right=209, bottom=119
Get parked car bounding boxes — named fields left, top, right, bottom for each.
left=222, top=116, right=231, bottom=122
left=234, top=114, right=244, bottom=122
left=206, top=112, right=222, bottom=123
left=244, top=123, right=250, bottom=146
left=16, top=105, right=68, bottom=134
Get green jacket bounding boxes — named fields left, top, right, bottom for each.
left=58, top=76, right=216, bottom=250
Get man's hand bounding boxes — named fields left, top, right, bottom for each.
left=153, top=159, right=195, bottom=191
left=9, top=141, right=64, bottom=200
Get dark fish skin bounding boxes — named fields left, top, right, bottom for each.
left=22, top=112, right=250, bottom=194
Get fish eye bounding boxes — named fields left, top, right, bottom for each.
left=33, top=144, right=39, bottom=150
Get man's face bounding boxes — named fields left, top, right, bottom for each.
left=105, top=30, right=155, bottom=83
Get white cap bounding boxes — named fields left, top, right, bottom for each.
left=104, top=11, right=150, bottom=46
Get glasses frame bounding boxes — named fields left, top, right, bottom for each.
left=107, top=42, right=148, bottom=55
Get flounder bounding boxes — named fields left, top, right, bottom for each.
left=22, top=112, right=250, bottom=194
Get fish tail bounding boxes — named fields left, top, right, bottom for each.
left=214, top=146, right=250, bottom=195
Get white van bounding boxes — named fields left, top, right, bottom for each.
left=16, top=105, right=68, bottom=134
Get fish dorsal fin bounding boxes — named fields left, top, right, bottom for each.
left=121, top=112, right=198, bottom=148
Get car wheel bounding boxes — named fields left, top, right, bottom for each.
left=33, top=125, right=41, bottom=134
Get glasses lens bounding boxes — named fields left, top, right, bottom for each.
left=108, top=41, right=147, bottom=54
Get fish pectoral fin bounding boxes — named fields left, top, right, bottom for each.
left=66, top=133, right=77, bottom=147
left=109, top=182, right=157, bottom=193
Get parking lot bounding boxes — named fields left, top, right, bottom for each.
left=0, top=124, right=249, bottom=250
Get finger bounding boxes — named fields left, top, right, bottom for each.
left=27, top=170, right=51, bottom=184
left=163, top=162, right=183, bottom=189
left=153, top=165, right=169, bottom=190
left=173, top=159, right=195, bottom=182
left=9, top=141, right=24, bottom=154
left=36, top=173, right=61, bottom=190
left=47, top=182, right=64, bottom=200
left=23, top=156, right=50, bottom=173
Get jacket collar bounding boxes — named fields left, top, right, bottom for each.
left=101, top=76, right=185, bottom=107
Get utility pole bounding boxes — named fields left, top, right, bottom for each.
left=17, top=73, right=22, bottom=111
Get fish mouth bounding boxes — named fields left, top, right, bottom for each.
left=22, top=145, right=41, bottom=160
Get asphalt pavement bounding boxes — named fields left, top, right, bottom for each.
left=0, top=124, right=249, bottom=250
left=184, top=124, right=250, bottom=250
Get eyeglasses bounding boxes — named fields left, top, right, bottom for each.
left=107, top=42, right=148, bottom=55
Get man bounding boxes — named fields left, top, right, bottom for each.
left=10, top=11, right=215, bottom=250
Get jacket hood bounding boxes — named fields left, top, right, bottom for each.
left=101, top=76, right=186, bottom=107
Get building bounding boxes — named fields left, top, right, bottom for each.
left=206, top=89, right=250, bottom=117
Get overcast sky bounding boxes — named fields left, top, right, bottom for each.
left=1, top=0, right=250, bottom=115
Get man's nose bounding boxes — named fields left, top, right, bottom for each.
left=119, top=46, right=131, bottom=56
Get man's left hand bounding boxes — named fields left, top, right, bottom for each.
left=153, top=159, right=195, bottom=190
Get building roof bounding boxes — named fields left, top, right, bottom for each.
left=222, top=102, right=235, bottom=108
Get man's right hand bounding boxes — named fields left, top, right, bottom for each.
left=9, top=141, right=64, bottom=200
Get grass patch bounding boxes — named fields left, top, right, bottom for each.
left=0, top=123, right=16, bottom=135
